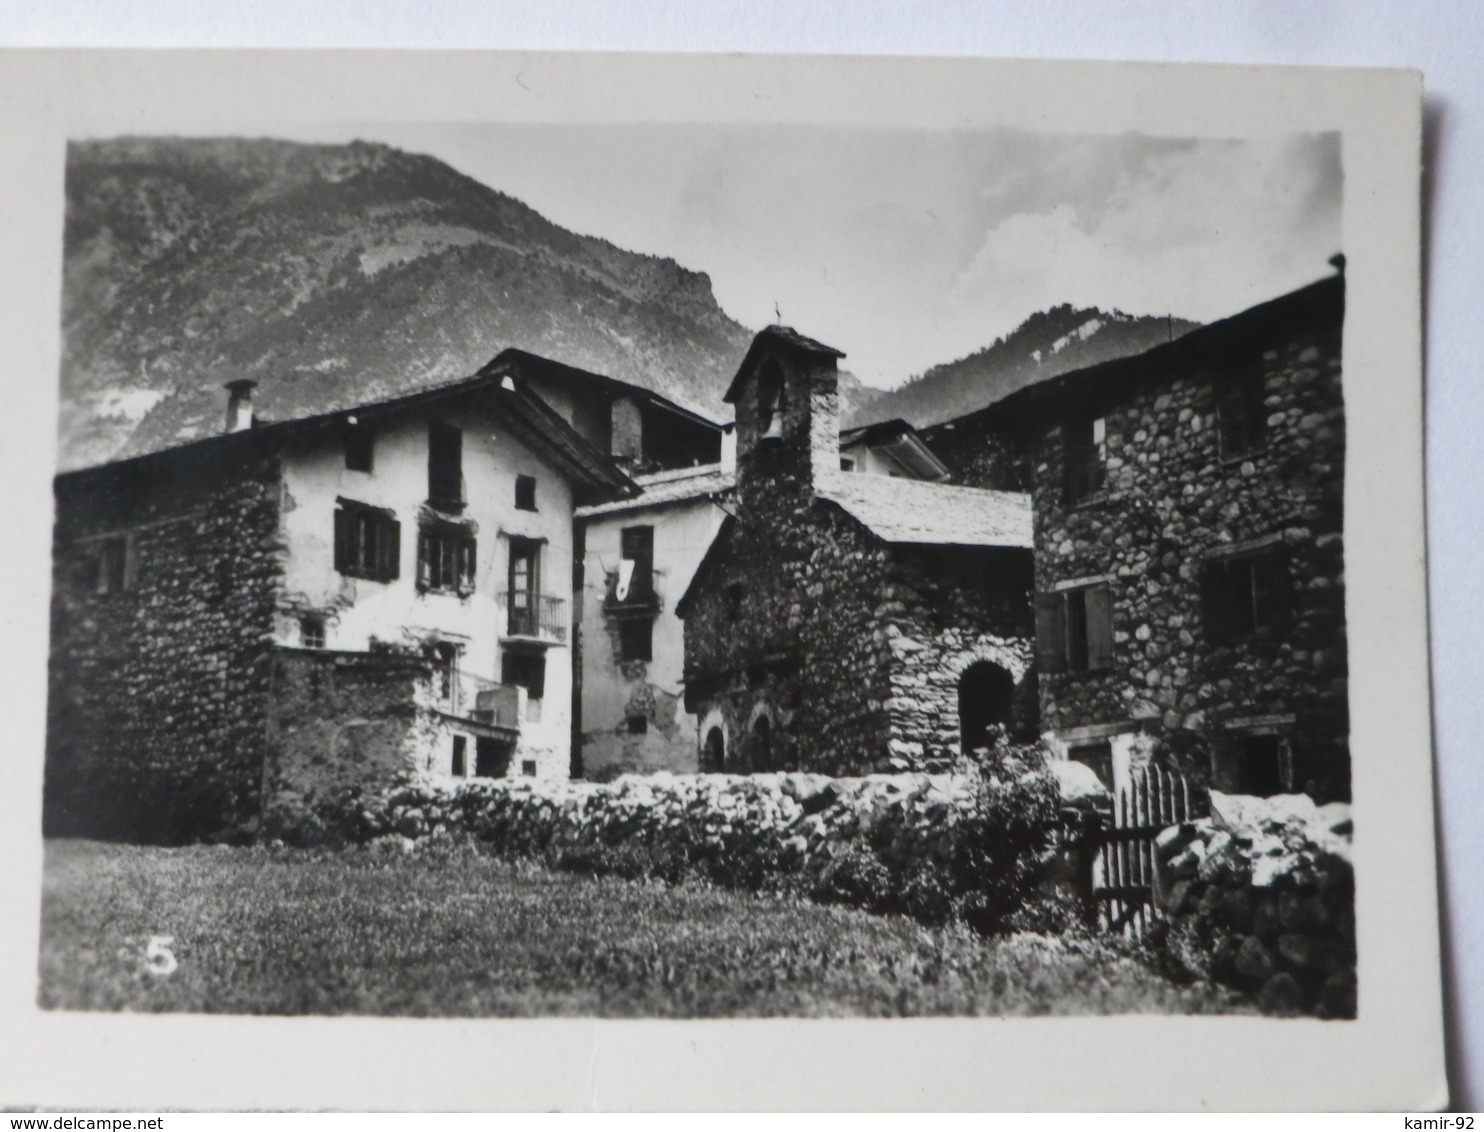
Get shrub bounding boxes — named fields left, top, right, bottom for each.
left=301, top=759, right=1062, bottom=936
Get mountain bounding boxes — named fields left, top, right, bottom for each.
left=849, top=305, right=1200, bottom=429
left=63, top=137, right=886, bottom=471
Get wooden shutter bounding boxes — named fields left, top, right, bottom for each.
left=333, top=506, right=350, bottom=574
left=1085, top=584, right=1115, bottom=671
left=1033, top=592, right=1067, bottom=674
left=378, top=516, right=401, bottom=582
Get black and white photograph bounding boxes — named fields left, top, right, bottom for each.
left=0, top=47, right=1444, bottom=1111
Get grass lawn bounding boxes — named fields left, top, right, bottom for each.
left=38, top=839, right=1247, bottom=1017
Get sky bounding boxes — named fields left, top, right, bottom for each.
left=317, top=122, right=1342, bottom=389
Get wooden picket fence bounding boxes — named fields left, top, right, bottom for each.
left=1090, top=765, right=1204, bottom=938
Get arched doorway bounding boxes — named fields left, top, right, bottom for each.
left=747, top=715, right=772, bottom=773
left=958, top=661, right=1015, bottom=755
left=702, top=726, right=725, bottom=773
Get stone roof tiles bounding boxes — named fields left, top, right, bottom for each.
left=816, top=474, right=1033, bottom=549
left=575, top=465, right=735, bottom=519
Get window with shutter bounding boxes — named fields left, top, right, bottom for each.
left=334, top=501, right=400, bottom=582
left=418, top=522, right=476, bottom=594
left=1034, top=583, right=1114, bottom=674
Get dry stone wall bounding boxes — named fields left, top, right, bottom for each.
left=45, top=445, right=285, bottom=841
left=1153, top=790, right=1355, bottom=1017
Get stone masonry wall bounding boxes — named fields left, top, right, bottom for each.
left=885, top=547, right=1037, bottom=767
left=261, top=646, right=440, bottom=836
left=684, top=336, right=1036, bottom=774
left=954, top=301, right=1348, bottom=801
left=45, top=444, right=285, bottom=841
left=685, top=498, right=897, bottom=774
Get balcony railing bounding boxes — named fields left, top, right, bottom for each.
left=498, top=591, right=567, bottom=644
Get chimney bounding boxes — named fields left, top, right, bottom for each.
left=224, top=379, right=257, bottom=434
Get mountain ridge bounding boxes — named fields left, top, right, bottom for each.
left=60, top=137, right=1186, bottom=471
left=850, top=304, right=1199, bottom=429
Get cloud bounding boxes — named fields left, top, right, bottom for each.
left=949, top=133, right=1342, bottom=340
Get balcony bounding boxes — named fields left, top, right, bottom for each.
left=498, top=591, right=567, bottom=645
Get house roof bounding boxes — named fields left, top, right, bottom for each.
left=674, top=476, right=1032, bottom=617
left=55, top=362, right=640, bottom=504
left=816, top=475, right=1032, bottom=548
left=723, top=325, right=846, bottom=404
left=574, top=464, right=735, bottom=519
left=839, top=418, right=950, bottom=481
left=483, top=348, right=727, bottom=431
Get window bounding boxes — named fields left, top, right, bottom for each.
left=93, top=535, right=131, bottom=594
left=1034, top=584, right=1114, bottom=674
left=1216, top=363, right=1268, bottom=459
left=333, top=501, right=400, bottom=582
left=417, top=522, right=476, bottom=594
left=1067, top=742, right=1114, bottom=790
left=428, top=421, right=463, bottom=509
left=1064, top=414, right=1108, bottom=504
left=451, top=735, right=468, bottom=778
left=617, top=525, right=654, bottom=603
left=840, top=456, right=856, bottom=472
left=619, top=617, right=653, bottom=662
left=506, top=538, right=542, bottom=635
left=514, top=474, right=537, bottom=512
left=1200, top=550, right=1290, bottom=644
left=521, top=760, right=538, bottom=777
left=626, top=715, right=648, bottom=735
left=344, top=423, right=374, bottom=472
left=299, top=616, right=325, bottom=649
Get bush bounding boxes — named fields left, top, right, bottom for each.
left=300, top=761, right=1062, bottom=935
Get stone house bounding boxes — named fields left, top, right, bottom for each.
left=44, top=354, right=636, bottom=842
left=923, top=271, right=1349, bottom=802
left=676, top=326, right=1037, bottom=775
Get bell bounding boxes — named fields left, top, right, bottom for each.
left=760, top=414, right=784, bottom=442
